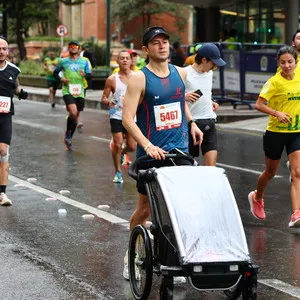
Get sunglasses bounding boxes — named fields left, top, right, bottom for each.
left=69, top=44, right=79, bottom=49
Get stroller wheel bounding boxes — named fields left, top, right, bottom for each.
left=129, top=225, right=153, bottom=300
left=242, top=273, right=257, bottom=300
left=224, top=284, right=242, bottom=300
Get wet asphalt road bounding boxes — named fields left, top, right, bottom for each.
left=1, top=99, right=300, bottom=299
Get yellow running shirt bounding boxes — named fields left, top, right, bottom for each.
left=260, top=68, right=300, bottom=133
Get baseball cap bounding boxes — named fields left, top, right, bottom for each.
left=142, top=26, right=170, bottom=46
left=197, top=43, right=226, bottom=67
left=127, top=49, right=138, bottom=56
left=68, top=40, right=80, bottom=46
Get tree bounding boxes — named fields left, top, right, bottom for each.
left=2, top=0, right=60, bottom=60
left=2, top=0, right=84, bottom=60
left=111, top=0, right=190, bottom=36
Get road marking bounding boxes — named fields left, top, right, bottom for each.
left=259, top=279, right=300, bottom=298
left=217, top=162, right=283, bottom=178
left=13, top=120, right=61, bottom=133
left=9, top=174, right=129, bottom=228
left=89, top=136, right=110, bottom=143
left=218, top=126, right=264, bottom=136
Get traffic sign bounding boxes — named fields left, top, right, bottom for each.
left=56, top=24, right=68, bottom=37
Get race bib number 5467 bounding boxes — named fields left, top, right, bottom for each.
left=154, top=102, right=182, bottom=131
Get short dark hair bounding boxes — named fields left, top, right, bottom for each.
left=292, top=29, right=300, bottom=42
left=195, top=54, right=208, bottom=64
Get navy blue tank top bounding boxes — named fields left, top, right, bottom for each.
left=136, top=64, right=188, bottom=158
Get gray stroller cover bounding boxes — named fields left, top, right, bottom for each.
left=155, top=166, right=250, bottom=264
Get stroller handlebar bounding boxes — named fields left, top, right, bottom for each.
left=128, top=154, right=195, bottom=180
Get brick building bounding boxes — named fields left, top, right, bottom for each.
left=59, top=0, right=192, bottom=48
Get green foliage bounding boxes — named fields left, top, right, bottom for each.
left=111, top=0, right=190, bottom=33
left=81, top=36, right=106, bottom=66
left=19, top=60, right=46, bottom=76
left=41, top=46, right=61, bottom=60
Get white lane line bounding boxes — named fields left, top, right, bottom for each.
left=9, top=175, right=129, bottom=228
left=89, top=136, right=111, bottom=143
left=216, top=162, right=283, bottom=178
left=259, top=279, right=300, bottom=298
left=13, top=120, right=61, bottom=133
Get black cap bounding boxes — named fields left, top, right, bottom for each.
left=142, top=26, right=170, bottom=46
left=68, top=40, right=80, bottom=46
left=197, top=43, right=226, bottom=67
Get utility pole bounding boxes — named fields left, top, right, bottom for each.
left=106, top=0, right=111, bottom=67
left=2, top=0, right=7, bottom=37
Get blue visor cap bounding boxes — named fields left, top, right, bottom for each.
left=198, top=43, right=226, bottom=67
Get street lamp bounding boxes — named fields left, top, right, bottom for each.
left=106, top=0, right=111, bottom=68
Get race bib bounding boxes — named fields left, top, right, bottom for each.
left=154, top=102, right=182, bottom=131
left=0, top=96, right=11, bottom=113
left=69, top=84, right=82, bottom=96
left=48, top=65, right=55, bottom=72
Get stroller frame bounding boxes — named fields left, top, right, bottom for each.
left=128, top=154, right=259, bottom=300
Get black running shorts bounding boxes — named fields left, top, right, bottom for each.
left=63, top=95, right=85, bottom=111
left=0, top=114, right=12, bottom=145
left=189, top=119, right=217, bottom=157
left=263, top=130, right=300, bottom=160
left=110, top=118, right=126, bottom=134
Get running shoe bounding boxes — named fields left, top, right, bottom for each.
left=123, top=250, right=129, bottom=280
left=77, top=122, right=83, bottom=133
left=121, top=154, right=132, bottom=166
left=123, top=250, right=141, bottom=281
left=286, top=161, right=292, bottom=183
left=64, top=131, right=73, bottom=151
left=113, top=171, right=123, bottom=183
left=51, top=102, right=55, bottom=108
left=0, top=193, right=12, bottom=206
left=289, top=210, right=300, bottom=228
left=248, top=190, right=266, bottom=220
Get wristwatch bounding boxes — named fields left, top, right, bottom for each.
left=188, top=120, right=196, bottom=126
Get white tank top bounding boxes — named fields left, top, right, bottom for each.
left=185, top=65, right=216, bottom=120
left=109, top=72, right=132, bottom=120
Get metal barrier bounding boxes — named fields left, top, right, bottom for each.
left=185, top=42, right=285, bottom=109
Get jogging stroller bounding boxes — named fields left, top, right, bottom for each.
left=128, top=154, right=258, bottom=300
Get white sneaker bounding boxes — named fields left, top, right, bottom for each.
left=123, top=250, right=129, bottom=280
left=123, top=250, right=141, bottom=281
left=0, top=193, right=12, bottom=206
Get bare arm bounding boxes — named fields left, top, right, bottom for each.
left=14, top=78, right=28, bottom=100
left=101, top=75, right=115, bottom=105
left=122, top=72, right=148, bottom=148
left=256, top=96, right=291, bottom=123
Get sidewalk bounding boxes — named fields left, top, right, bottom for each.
left=24, top=86, right=267, bottom=132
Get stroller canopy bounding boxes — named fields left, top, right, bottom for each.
left=155, top=166, right=250, bottom=264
